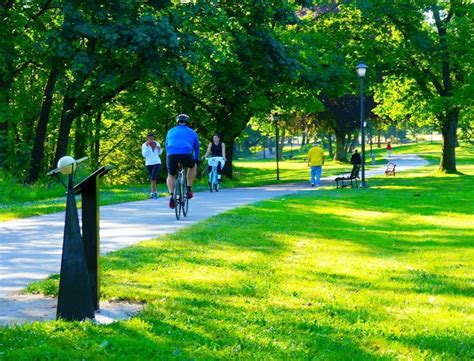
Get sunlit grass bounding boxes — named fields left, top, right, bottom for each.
left=11, top=150, right=473, bottom=359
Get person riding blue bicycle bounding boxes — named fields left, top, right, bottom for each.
left=203, top=133, right=226, bottom=186
left=165, top=114, right=200, bottom=209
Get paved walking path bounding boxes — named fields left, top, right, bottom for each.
left=0, top=154, right=427, bottom=324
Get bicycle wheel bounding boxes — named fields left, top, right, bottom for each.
left=182, top=175, right=189, bottom=217
left=210, top=170, right=217, bottom=193
left=209, top=170, right=214, bottom=192
left=174, top=175, right=182, bottom=220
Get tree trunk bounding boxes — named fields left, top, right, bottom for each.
left=53, top=96, right=76, bottom=166
left=223, top=138, right=234, bottom=178
left=334, top=133, right=348, bottom=162
left=0, top=78, right=12, bottom=169
left=344, top=133, right=354, bottom=154
left=74, top=116, right=86, bottom=160
left=91, top=112, right=101, bottom=169
left=0, top=3, right=15, bottom=169
left=326, top=133, right=333, bottom=158
left=278, top=128, right=285, bottom=160
left=301, top=131, right=307, bottom=148
left=432, top=8, right=457, bottom=173
left=27, top=67, right=59, bottom=183
left=439, top=109, right=458, bottom=173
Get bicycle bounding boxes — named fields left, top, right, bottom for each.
left=174, top=162, right=189, bottom=220
left=207, top=156, right=224, bottom=192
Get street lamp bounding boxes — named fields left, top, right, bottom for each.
left=356, top=62, right=368, bottom=187
left=47, top=156, right=94, bottom=321
left=273, top=113, right=280, bottom=181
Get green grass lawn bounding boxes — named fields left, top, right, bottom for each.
left=2, top=143, right=472, bottom=360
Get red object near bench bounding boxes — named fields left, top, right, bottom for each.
left=385, top=162, right=396, bottom=176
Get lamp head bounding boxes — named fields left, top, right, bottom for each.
left=57, top=156, right=76, bottom=175
left=356, top=63, right=368, bottom=78
left=272, top=113, right=279, bottom=122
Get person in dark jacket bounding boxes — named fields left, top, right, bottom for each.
left=351, top=149, right=362, bottom=166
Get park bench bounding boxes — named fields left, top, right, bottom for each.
left=335, top=165, right=360, bottom=189
left=385, top=162, right=396, bottom=176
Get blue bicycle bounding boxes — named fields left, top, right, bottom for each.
left=207, top=156, right=224, bottom=192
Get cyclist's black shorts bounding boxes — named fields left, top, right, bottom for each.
left=167, top=154, right=195, bottom=176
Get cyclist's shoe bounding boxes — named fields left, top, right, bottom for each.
left=169, top=197, right=175, bottom=209
left=186, top=189, right=194, bottom=199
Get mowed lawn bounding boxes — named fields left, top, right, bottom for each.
left=1, top=145, right=473, bottom=360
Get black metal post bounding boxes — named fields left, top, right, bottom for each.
left=57, top=174, right=95, bottom=321
left=360, top=76, right=366, bottom=187
left=80, top=177, right=100, bottom=310
left=275, top=122, right=280, bottom=181
left=74, top=166, right=112, bottom=311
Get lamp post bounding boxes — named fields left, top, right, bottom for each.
left=273, top=113, right=280, bottom=181
left=47, top=156, right=94, bottom=321
left=356, top=63, right=368, bottom=187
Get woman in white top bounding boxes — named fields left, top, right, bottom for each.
left=141, top=132, right=162, bottom=199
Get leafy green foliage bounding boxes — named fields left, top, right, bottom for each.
left=0, top=0, right=471, bottom=183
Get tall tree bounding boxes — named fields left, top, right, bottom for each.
left=164, top=0, right=306, bottom=176
left=352, top=0, right=473, bottom=173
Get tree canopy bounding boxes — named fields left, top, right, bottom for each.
left=0, top=0, right=471, bottom=183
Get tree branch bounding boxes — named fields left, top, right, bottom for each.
left=163, top=80, right=220, bottom=119
left=1, top=0, right=15, bottom=11
left=98, top=133, right=129, bottom=165
left=30, top=0, right=52, bottom=21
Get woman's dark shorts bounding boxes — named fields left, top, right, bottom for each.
left=146, top=163, right=161, bottom=181
left=167, top=154, right=195, bottom=176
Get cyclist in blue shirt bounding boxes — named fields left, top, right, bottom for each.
left=165, top=114, right=200, bottom=209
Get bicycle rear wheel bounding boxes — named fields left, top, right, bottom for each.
left=210, top=170, right=218, bottom=193
left=182, top=195, right=189, bottom=217
left=174, top=175, right=182, bottom=220
left=181, top=175, right=189, bottom=217
left=209, top=171, right=214, bottom=192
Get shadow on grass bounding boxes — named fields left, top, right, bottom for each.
left=139, top=295, right=386, bottom=360
left=396, top=332, right=473, bottom=360
left=15, top=168, right=472, bottom=359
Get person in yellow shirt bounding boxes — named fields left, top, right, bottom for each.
left=307, top=141, right=325, bottom=187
